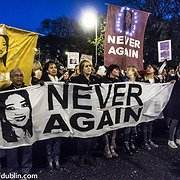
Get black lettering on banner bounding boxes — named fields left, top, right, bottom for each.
left=73, top=85, right=92, bottom=110
left=70, top=113, right=94, bottom=131
left=97, top=110, right=113, bottom=129
left=126, top=84, right=143, bottom=106
left=112, top=84, right=126, bottom=106
left=124, top=107, right=143, bottom=122
left=43, top=114, right=70, bottom=133
left=48, top=84, right=68, bottom=110
left=115, top=108, right=121, bottom=124
left=95, top=84, right=112, bottom=109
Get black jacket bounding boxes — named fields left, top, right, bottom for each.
left=101, top=76, right=121, bottom=83
left=143, top=75, right=160, bottom=83
left=166, top=80, right=180, bottom=120
left=71, top=74, right=101, bottom=85
left=1, top=83, right=26, bottom=91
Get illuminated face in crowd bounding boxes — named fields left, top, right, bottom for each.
left=46, top=63, right=57, bottom=77
left=10, top=70, right=24, bottom=87
left=126, top=67, right=134, bottom=78
left=146, top=65, right=155, bottom=75
left=168, top=69, right=175, bottom=76
left=83, top=61, right=92, bottom=76
left=5, top=94, right=30, bottom=127
left=63, top=71, right=69, bottom=80
left=110, top=68, right=120, bottom=78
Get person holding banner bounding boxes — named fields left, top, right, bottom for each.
left=41, top=61, right=61, bottom=170
left=0, top=68, right=33, bottom=176
left=166, top=67, right=178, bottom=82
left=101, top=64, right=122, bottom=158
left=141, top=64, right=160, bottom=150
left=71, top=59, right=101, bottom=166
left=163, top=67, right=180, bottom=149
left=123, top=65, right=143, bottom=155
left=166, top=80, right=180, bottom=148
left=31, top=60, right=43, bottom=85
left=70, top=65, right=80, bottom=78
left=0, top=91, right=5, bottom=172
left=59, top=70, right=70, bottom=83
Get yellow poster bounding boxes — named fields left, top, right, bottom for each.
left=0, top=24, right=38, bottom=89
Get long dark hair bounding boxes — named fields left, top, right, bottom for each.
left=106, top=64, right=120, bottom=77
left=41, top=60, right=59, bottom=81
left=0, top=89, right=33, bottom=142
left=123, top=10, right=133, bottom=32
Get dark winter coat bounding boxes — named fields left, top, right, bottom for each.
left=166, top=80, right=180, bottom=120
left=101, top=76, right=121, bottom=83
left=70, top=74, right=101, bottom=85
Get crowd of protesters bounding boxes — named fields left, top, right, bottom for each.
left=0, top=59, right=180, bottom=179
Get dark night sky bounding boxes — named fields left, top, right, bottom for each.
left=0, top=0, right=109, bottom=32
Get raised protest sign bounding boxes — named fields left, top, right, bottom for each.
left=0, top=82, right=173, bottom=148
left=0, top=24, right=38, bottom=89
left=67, top=52, right=79, bottom=69
left=80, top=54, right=93, bottom=61
left=104, top=5, right=150, bottom=70
left=158, top=40, right=172, bottom=62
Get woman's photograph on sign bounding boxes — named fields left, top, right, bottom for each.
left=0, top=90, right=33, bottom=142
left=123, top=9, right=133, bottom=33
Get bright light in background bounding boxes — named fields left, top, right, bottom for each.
left=80, top=7, right=98, bottom=64
left=81, top=8, right=97, bottom=29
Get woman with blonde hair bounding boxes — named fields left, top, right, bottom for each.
left=125, top=65, right=142, bottom=81
left=31, top=60, right=43, bottom=85
left=71, top=59, right=101, bottom=166
left=123, top=65, right=143, bottom=155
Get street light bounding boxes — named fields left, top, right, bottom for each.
left=81, top=8, right=98, bottom=65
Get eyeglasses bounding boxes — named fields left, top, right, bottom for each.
left=12, top=74, right=24, bottom=77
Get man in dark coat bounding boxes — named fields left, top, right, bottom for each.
left=1, top=68, right=32, bottom=175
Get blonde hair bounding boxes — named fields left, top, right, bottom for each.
left=79, top=59, right=93, bottom=75
left=32, top=60, right=43, bottom=72
left=32, top=60, right=43, bottom=79
left=126, top=65, right=140, bottom=77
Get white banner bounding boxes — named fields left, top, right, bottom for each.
left=0, top=82, right=174, bottom=148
